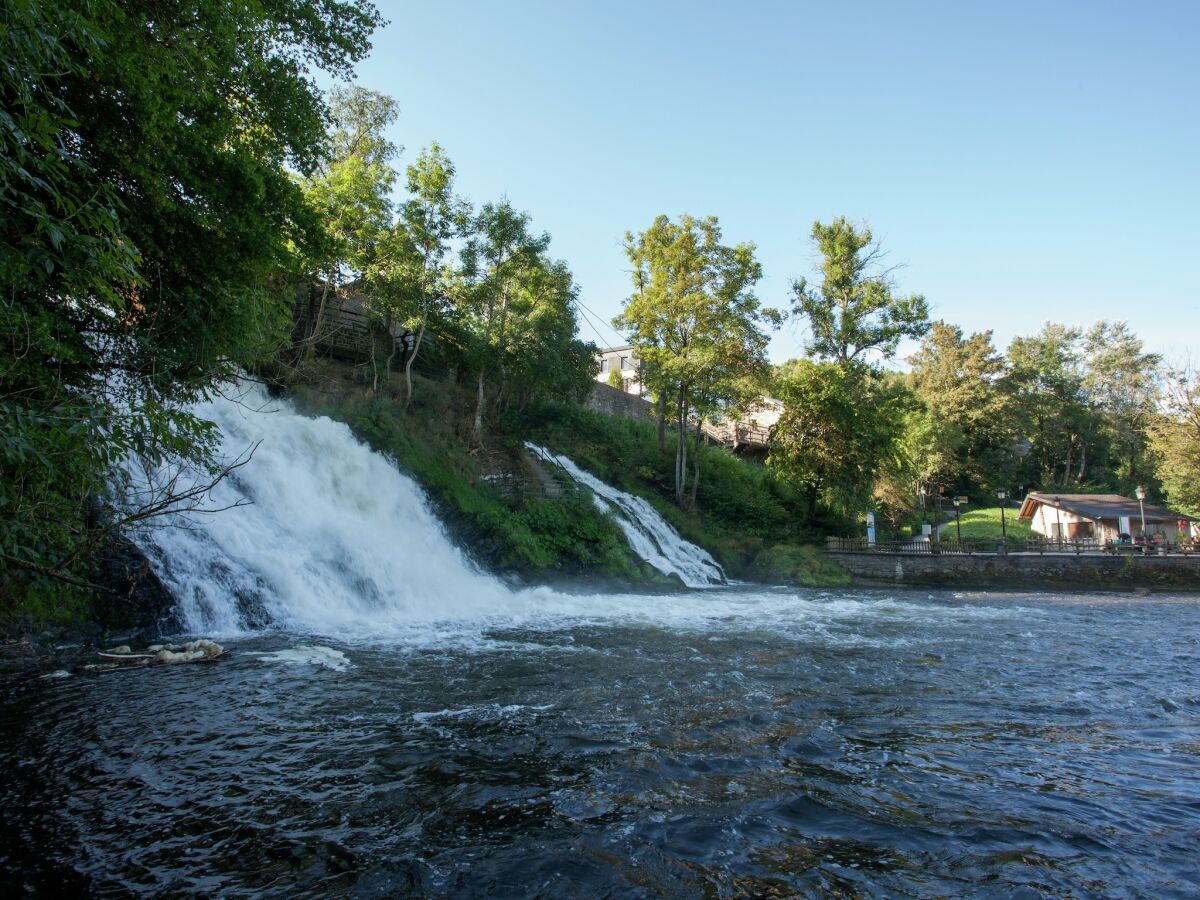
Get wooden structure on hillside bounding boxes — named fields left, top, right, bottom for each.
left=292, top=285, right=411, bottom=362
left=700, top=419, right=774, bottom=456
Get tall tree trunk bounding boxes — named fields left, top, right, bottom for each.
left=403, top=312, right=427, bottom=414
left=473, top=371, right=486, bottom=440
left=675, top=394, right=689, bottom=508
left=691, top=417, right=702, bottom=509
left=656, top=391, right=667, bottom=453
left=304, top=274, right=334, bottom=360
left=369, top=328, right=379, bottom=393
left=472, top=273, right=506, bottom=442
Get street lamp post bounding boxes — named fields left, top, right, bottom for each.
left=1135, top=485, right=1147, bottom=539
left=953, top=498, right=962, bottom=543
left=997, top=489, right=1008, bottom=541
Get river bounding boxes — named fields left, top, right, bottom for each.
left=2, top=587, right=1198, bottom=896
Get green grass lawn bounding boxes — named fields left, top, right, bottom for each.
left=944, top=506, right=1033, bottom=541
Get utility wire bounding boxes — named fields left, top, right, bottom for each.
left=573, top=300, right=623, bottom=350
left=571, top=299, right=613, bottom=350
left=573, top=296, right=628, bottom=348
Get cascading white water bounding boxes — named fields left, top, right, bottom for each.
left=129, top=382, right=528, bottom=636
left=123, top=387, right=1035, bottom=649
left=127, top=382, right=722, bottom=639
left=525, top=443, right=725, bottom=588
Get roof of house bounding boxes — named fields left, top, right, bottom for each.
left=594, top=344, right=633, bottom=354
left=1017, top=492, right=1197, bottom=523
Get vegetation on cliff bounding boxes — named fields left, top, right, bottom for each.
left=0, top=0, right=383, bottom=617
left=287, top=365, right=648, bottom=583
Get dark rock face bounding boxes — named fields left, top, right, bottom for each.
left=89, top=536, right=181, bottom=640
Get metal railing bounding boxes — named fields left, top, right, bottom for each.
left=700, top=420, right=773, bottom=450
left=826, top=536, right=1197, bottom=557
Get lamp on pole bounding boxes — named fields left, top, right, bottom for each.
left=1135, top=485, right=1147, bottom=538
left=997, top=489, right=1008, bottom=540
left=953, top=498, right=962, bottom=543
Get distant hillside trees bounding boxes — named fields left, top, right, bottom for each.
left=907, top=322, right=1021, bottom=494
left=789, top=218, right=930, bottom=364
left=1149, top=367, right=1200, bottom=516
left=294, top=111, right=598, bottom=429
left=299, top=86, right=397, bottom=361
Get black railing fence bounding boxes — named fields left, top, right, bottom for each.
left=826, top=536, right=1197, bottom=557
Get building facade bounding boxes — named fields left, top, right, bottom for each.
left=1017, top=492, right=1198, bottom=543
left=594, top=345, right=643, bottom=395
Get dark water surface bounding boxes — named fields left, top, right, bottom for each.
left=2, top=588, right=1199, bottom=897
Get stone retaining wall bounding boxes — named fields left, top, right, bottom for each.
left=587, top=383, right=656, bottom=422
left=828, top=551, right=1200, bottom=591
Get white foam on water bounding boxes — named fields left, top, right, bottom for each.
left=255, top=645, right=351, bottom=671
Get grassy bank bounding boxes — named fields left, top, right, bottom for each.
left=287, top=364, right=661, bottom=585
left=943, top=507, right=1033, bottom=541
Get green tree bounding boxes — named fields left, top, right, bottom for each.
left=461, top=201, right=551, bottom=439
left=1080, top=321, right=1160, bottom=491
left=782, top=217, right=928, bottom=526
left=908, top=322, right=1021, bottom=493
left=498, top=256, right=598, bottom=411
left=299, top=85, right=398, bottom=358
left=769, top=361, right=907, bottom=520
left=1007, top=324, right=1091, bottom=488
left=791, top=218, right=930, bottom=363
left=0, top=0, right=381, bottom=600
left=369, top=143, right=468, bottom=406
left=616, top=215, right=773, bottom=508
left=1148, top=367, right=1200, bottom=516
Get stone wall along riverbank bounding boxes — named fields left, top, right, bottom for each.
left=828, top=550, right=1200, bottom=591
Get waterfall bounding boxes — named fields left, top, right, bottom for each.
left=129, top=382, right=521, bottom=636
left=126, top=382, right=724, bottom=638
left=525, top=443, right=725, bottom=588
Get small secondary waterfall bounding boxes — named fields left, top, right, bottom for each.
left=525, top=443, right=725, bottom=588
left=127, top=383, right=724, bottom=636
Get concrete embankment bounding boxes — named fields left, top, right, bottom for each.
left=829, top=551, right=1200, bottom=591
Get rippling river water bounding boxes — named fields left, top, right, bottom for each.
left=3, top=587, right=1199, bottom=897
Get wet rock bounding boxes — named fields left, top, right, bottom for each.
left=89, top=535, right=181, bottom=641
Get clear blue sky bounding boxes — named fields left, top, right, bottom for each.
left=352, top=0, right=1198, bottom=365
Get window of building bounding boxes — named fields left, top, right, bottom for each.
left=620, top=355, right=631, bottom=370
left=600, top=358, right=609, bottom=372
